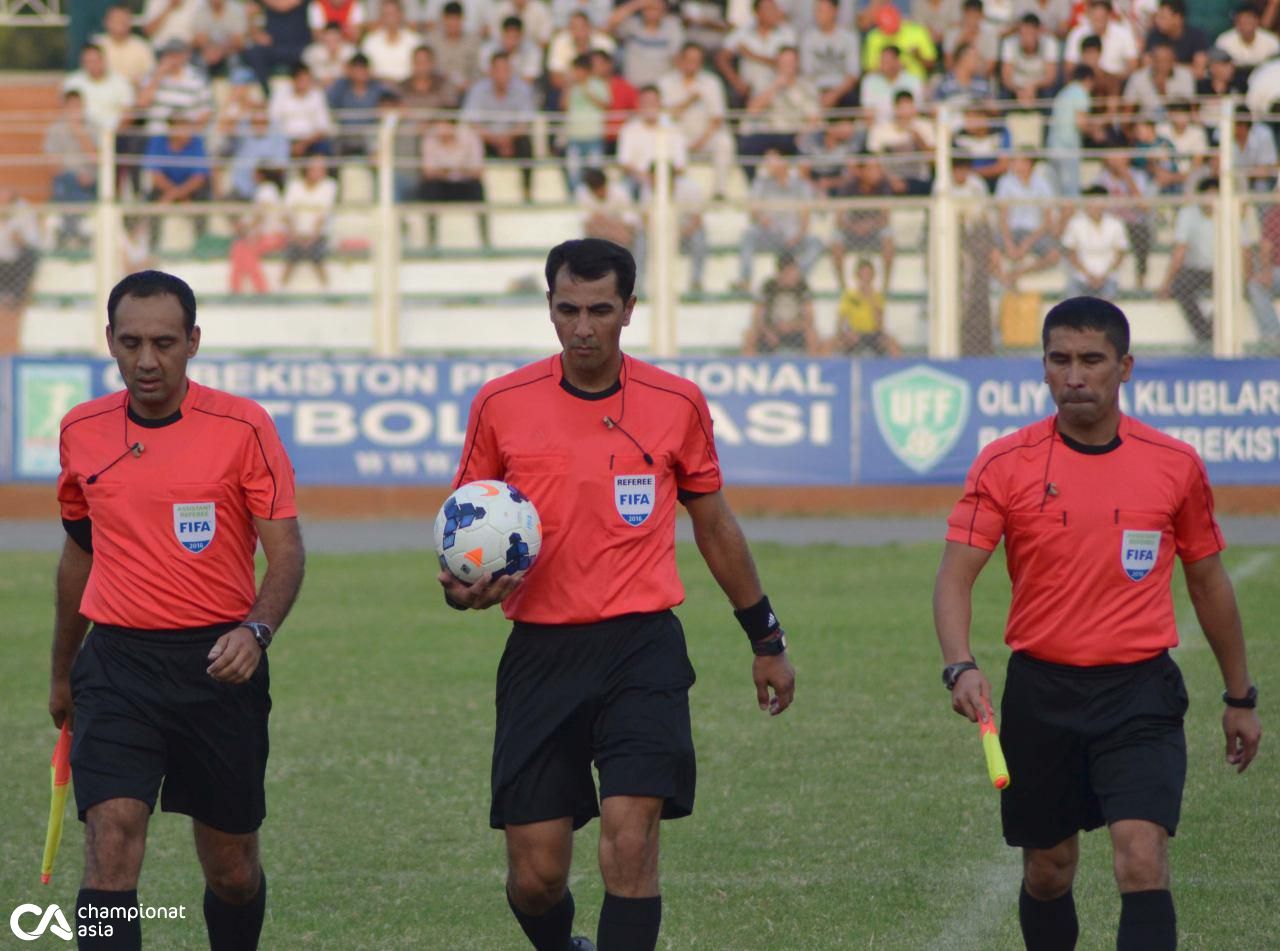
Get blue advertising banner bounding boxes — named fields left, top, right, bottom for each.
left=4, top=356, right=855, bottom=486
left=859, top=358, right=1280, bottom=485
left=6, top=356, right=1277, bottom=486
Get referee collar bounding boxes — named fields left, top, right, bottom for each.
left=125, top=378, right=198, bottom=429
left=1056, top=414, right=1124, bottom=456
left=554, top=352, right=624, bottom=402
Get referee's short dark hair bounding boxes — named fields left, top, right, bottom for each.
left=545, top=239, right=637, bottom=301
left=108, top=270, right=198, bottom=335
left=1042, top=296, right=1130, bottom=357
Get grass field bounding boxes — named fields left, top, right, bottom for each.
left=1, top=540, right=1276, bottom=950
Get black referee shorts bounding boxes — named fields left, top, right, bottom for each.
left=1000, top=650, right=1188, bottom=850
left=70, top=623, right=271, bottom=835
left=490, top=610, right=697, bottom=831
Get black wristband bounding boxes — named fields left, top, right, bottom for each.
left=444, top=591, right=468, bottom=611
left=735, top=595, right=782, bottom=644
left=1223, top=685, right=1258, bottom=709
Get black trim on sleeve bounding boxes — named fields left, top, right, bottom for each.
left=191, top=408, right=280, bottom=518
left=677, top=488, right=713, bottom=505
left=1127, top=431, right=1225, bottom=550
left=455, top=368, right=555, bottom=486
left=62, top=517, right=93, bottom=554
left=964, top=432, right=1054, bottom=547
left=631, top=378, right=714, bottom=449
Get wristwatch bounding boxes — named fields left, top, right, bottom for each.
left=942, top=660, right=979, bottom=691
left=1223, top=685, right=1258, bottom=709
left=244, top=621, right=274, bottom=651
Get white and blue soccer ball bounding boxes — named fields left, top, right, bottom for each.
left=434, top=480, right=542, bottom=583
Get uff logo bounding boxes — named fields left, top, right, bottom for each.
left=10, top=903, right=73, bottom=941
left=1121, top=530, right=1161, bottom=581
left=614, top=474, right=655, bottom=526
left=173, top=502, right=216, bottom=553
left=871, top=365, right=970, bottom=474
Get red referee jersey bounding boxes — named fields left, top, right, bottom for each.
left=454, top=353, right=722, bottom=624
left=57, top=380, right=297, bottom=630
left=946, top=414, right=1225, bottom=666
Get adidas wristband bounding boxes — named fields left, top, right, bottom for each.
left=735, top=595, right=781, bottom=644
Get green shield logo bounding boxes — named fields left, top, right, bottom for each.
left=17, top=363, right=92, bottom=478
left=872, top=365, right=970, bottom=474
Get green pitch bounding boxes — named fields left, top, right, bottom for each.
left=1, top=542, right=1276, bottom=949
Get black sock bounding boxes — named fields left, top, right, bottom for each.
left=203, top=868, right=267, bottom=951
left=596, top=893, right=661, bottom=951
left=1118, top=889, right=1176, bottom=951
left=76, top=888, right=141, bottom=950
left=507, top=888, right=575, bottom=951
left=1018, top=882, right=1078, bottom=951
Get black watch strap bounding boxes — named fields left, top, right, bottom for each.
left=244, top=621, right=274, bottom=651
left=942, top=660, right=979, bottom=691
left=1223, top=685, right=1258, bottom=709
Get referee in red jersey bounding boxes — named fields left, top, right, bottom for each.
left=933, top=297, right=1262, bottom=951
left=439, top=239, right=796, bottom=951
left=50, top=271, right=305, bottom=951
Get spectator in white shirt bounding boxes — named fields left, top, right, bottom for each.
left=489, top=0, right=554, bottom=46
left=63, top=42, right=136, bottom=133
left=0, top=187, right=41, bottom=308
left=658, top=42, right=737, bottom=197
left=546, top=11, right=616, bottom=106
left=858, top=45, right=924, bottom=122
left=800, top=0, right=860, bottom=108
left=1215, top=4, right=1280, bottom=78
left=617, top=84, right=689, bottom=196
left=192, top=0, right=250, bottom=78
left=1122, top=38, right=1194, bottom=116
left=739, top=46, right=821, bottom=176
left=551, top=0, right=613, bottom=29
left=304, top=23, right=359, bottom=89
left=142, top=0, right=199, bottom=51
left=136, top=39, right=214, bottom=135
left=608, top=0, right=685, bottom=89
left=716, top=0, right=798, bottom=106
left=943, top=0, right=1000, bottom=75
left=867, top=89, right=935, bottom=193
left=96, top=4, right=156, bottom=87
left=282, top=154, right=339, bottom=287
left=269, top=63, right=336, bottom=156
left=479, top=17, right=543, bottom=84
left=1065, top=0, right=1140, bottom=96
left=1000, top=12, right=1059, bottom=104
left=576, top=167, right=644, bottom=280
left=362, top=0, right=426, bottom=83
left=991, top=153, right=1061, bottom=286
left=1061, top=183, right=1128, bottom=298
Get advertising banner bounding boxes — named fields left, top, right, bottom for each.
left=859, top=358, right=1280, bottom=485
left=6, top=356, right=1277, bottom=485
left=5, top=356, right=854, bottom=486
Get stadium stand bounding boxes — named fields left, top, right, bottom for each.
left=1, top=0, right=1279, bottom=357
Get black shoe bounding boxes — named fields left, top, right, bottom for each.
left=570, top=938, right=596, bottom=951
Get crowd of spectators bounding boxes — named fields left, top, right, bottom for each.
left=9, top=0, right=1277, bottom=346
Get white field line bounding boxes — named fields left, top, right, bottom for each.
left=1173, top=551, right=1275, bottom=653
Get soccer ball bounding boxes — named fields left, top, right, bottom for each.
left=434, top=480, right=542, bottom=583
